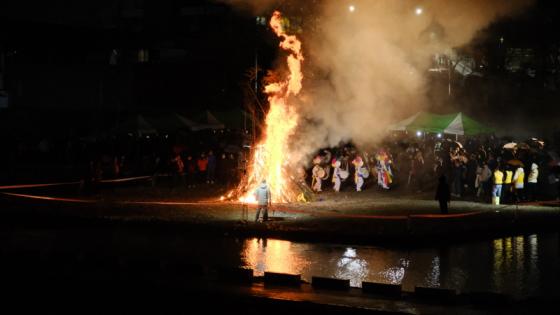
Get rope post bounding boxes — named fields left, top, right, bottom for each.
left=242, top=202, right=248, bottom=221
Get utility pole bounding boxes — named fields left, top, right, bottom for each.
left=448, top=57, right=452, bottom=97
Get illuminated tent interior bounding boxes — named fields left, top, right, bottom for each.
left=389, top=111, right=494, bottom=136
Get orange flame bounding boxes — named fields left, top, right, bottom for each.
left=238, top=11, right=304, bottom=203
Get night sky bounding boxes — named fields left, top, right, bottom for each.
left=0, top=0, right=559, bottom=119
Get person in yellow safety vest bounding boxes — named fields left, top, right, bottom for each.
left=502, top=165, right=513, bottom=204
left=492, top=167, right=504, bottom=205
left=512, top=165, right=525, bottom=203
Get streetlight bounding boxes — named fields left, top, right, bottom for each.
left=349, top=5, right=356, bottom=13
left=415, top=7, right=423, bottom=15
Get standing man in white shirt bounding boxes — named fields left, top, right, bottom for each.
left=254, top=179, right=272, bottom=222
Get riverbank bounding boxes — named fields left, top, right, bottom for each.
left=2, top=187, right=559, bottom=246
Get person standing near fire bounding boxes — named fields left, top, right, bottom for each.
left=254, top=179, right=271, bottom=222
left=311, top=155, right=324, bottom=192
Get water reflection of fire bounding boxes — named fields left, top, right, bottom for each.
left=230, top=11, right=305, bottom=204
left=242, top=238, right=310, bottom=276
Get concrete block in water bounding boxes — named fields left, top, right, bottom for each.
left=362, top=282, right=402, bottom=297
left=264, top=272, right=301, bottom=287
left=311, top=276, right=350, bottom=291
left=414, top=286, right=457, bottom=302
left=218, top=267, right=254, bottom=284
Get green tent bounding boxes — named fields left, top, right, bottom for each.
left=389, top=112, right=493, bottom=136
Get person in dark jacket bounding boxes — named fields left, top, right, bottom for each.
left=435, top=174, right=451, bottom=214
left=217, top=153, right=228, bottom=184
left=207, top=150, right=216, bottom=184
left=185, top=155, right=197, bottom=188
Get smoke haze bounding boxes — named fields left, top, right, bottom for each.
left=223, top=0, right=532, bottom=164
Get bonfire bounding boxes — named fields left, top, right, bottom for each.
left=232, top=11, right=306, bottom=204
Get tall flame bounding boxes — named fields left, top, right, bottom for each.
left=239, top=11, right=304, bottom=203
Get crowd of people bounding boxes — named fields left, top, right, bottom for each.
left=308, top=133, right=560, bottom=204
left=164, top=149, right=241, bottom=190
left=0, top=129, right=252, bottom=190
left=3, top=124, right=559, bottom=205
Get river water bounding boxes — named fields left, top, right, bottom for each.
left=106, top=230, right=560, bottom=298
left=7, top=226, right=560, bottom=299
left=236, top=233, right=560, bottom=298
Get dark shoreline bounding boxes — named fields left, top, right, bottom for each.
left=2, top=196, right=559, bottom=247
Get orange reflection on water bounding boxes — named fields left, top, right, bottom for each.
left=241, top=238, right=311, bottom=276
left=241, top=239, right=408, bottom=288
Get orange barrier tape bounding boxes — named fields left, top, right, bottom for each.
left=0, top=181, right=81, bottom=190
left=410, top=211, right=483, bottom=219
left=121, top=200, right=214, bottom=206
left=0, top=176, right=153, bottom=190
left=271, top=207, right=409, bottom=220
left=2, top=192, right=95, bottom=203
left=99, top=176, right=152, bottom=183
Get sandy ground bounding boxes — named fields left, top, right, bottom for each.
left=2, top=181, right=559, bottom=245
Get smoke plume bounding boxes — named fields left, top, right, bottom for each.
left=293, top=0, right=531, bottom=164
left=224, top=0, right=532, bottom=164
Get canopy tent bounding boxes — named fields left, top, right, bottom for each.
left=192, top=110, right=226, bottom=130
left=175, top=114, right=208, bottom=131
left=388, top=112, right=421, bottom=131
left=145, top=113, right=200, bottom=133
left=210, top=109, right=253, bottom=130
left=389, top=112, right=493, bottom=136
left=150, top=112, right=225, bottom=132
left=113, top=114, right=158, bottom=137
